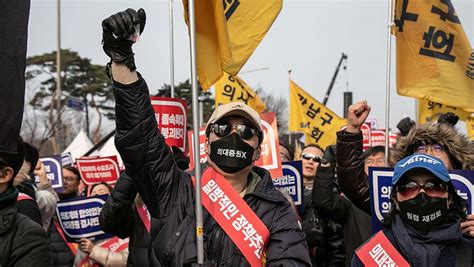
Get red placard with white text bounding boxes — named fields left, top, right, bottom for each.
left=76, top=156, right=120, bottom=185
left=361, top=123, right=372, bottom=151
left=187, top=113, right=283, bottom=178
left=150, top=96, right=187, bottom=152
left=371, top=130, right=397, bottom=147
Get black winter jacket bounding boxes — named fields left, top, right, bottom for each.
left=100, top=172, right=161, bottom=266
left=313, top=166, right=371, bottom=267
left=113, top=76, right=311, bottom=266
left=0, top=186, right=52, bottom=267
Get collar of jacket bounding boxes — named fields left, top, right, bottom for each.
left=0, top=186, right=19, bottom=234
left=245, top=166, right=289, bottom=204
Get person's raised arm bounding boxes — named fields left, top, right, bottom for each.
left=102, top=8, right=188, bottom=218
left=336, top=101, right=371, bottom=213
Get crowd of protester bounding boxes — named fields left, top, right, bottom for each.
left=1, top=7, right=474, bottom=267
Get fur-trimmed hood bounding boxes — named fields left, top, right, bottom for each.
left=389, top=123, right=474, bottom=170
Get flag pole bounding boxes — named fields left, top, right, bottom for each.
left=169, top=0, right=175, bottom=98
left=288, top=68, right=292, bottom=145
left=187, top=0, right=205, bottom=263
left=384, top=0, right=395, bottom=163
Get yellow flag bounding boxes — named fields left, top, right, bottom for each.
left=394, top=0, right=474, bottom=110
left=214, top=72, right=266, bottom=113
left=183, top=0, right=282, bottom=89
left=289, top=80, right=346, bottom=149
left=417, top=99, right=470, bottom=124
left=223, top=0, right=283, bottom=74
left=183, top=0, right=232, bottom=90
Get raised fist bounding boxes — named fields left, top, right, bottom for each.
left=102, top=8, right=146, bottom=71
left=346, top=100, right=371, bottom=134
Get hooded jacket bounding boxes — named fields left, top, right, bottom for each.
left=113, top=76, right=311, bottom=266
left=390, top=122, right=474, bottom=170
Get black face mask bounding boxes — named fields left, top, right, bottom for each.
left=210, top=133, right=256, bottom=173
left=398, top=193, right=448, bottom=233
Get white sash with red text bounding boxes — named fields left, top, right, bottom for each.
left=194, top=168, right=270, bottom=267
left=17, top=192, right=33, bottom=201
left=78, top=237, right=129, bottom=267
left=355, top=231, right=410, bottom=267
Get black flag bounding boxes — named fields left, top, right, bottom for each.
left=0, top=0, right=31, bottom=153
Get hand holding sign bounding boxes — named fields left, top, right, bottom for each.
left=347, top=100, right=371, bottom=134
left=34, top=161, right=50, bottom=187
left=79, top=238, right=95, bottom=254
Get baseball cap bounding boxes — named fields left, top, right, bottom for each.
left=392, top=153, right=451, bottom=186
left=205, top=102, right=263, bottom=136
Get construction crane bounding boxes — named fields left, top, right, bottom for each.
left=322, top=52, right=348, bottom=105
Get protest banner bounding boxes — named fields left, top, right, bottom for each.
left=56, top=195, right=112, bottom=242
left=61, top=152, right=73, bottom=167
left=187, top=113, right=283, bottom=178
left=76, top=156, right=120, bottom=185
left=369, top=167, right=474, bottom=233
left=370, top=130, right=397, bottom=147
left=37, top=155, right=63, bottom=189
left=273, top=161, right=303, bottom=205
left=150, top=96, right=187, bottom=152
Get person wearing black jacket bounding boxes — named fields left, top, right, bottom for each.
left=101, top=8, right=311, bottom=266
left=100, top=172, right=161, bottom=266
left=0, top=140, right=52, bottom=266
left=312, top=147, right=372, bottom=267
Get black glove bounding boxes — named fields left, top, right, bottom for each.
left=172, top=146, right=190, bottom=171
left=102, top=8, right=146, bottom=71
left=396, top=117, right=415, bottom=137
left=438, top=112, right=459, bottom=126
left=321, top=145, right=336, bottom=165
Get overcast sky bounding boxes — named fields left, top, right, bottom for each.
left=27, top=0, right=473, bottom=133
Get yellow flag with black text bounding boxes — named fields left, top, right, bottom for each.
left=394, top=0, right=474, bottom=110
left=183, top=0, right=282, bottom=89
left=289, top=80, right=346, bottom=148
left=223, top=0, right=283, bottom=74
left=183, top=0, right=232, bottom=90
left=214, top=72, right=266, bottom=113
left=417, top=99, right=470, bottom=124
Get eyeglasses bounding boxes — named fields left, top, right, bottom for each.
left=301, top=153, right=322, bottom=163
left=415, top=143, right=445, bottom=155
left=209, top=123, right=259, bottom=140
left=396, top=181, right=448, bottom=199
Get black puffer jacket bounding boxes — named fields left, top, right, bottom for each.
left=113, top=76, right=311, bottom=266
left=313, top=165, right=371, bottom=267
left=0, top=186, right=52, bottom=267
left=100, top=172, right=161, bottom=266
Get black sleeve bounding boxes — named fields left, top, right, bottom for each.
left=16, top=200, right=42, bottom=226
left=336, top=130, right=371, bottom=213
left=99, top=173, right=136, bottom=238
left=113, top=76, right=192, bottom=219
left=312, top=165, right=350, bottom=224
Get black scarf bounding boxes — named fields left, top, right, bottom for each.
left=391, top=214, right=462, bottom=267
left=0, top=186, right=19, bottom=210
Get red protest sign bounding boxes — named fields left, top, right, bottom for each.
left=371, top=130, right=397, bottom=148
left=150, top=96, right=187, bottom=152
left=187, top=113, right=283, bottom=178
left=187, top=127, right=207, bottom=172
left=361, top=123, right=372, bottom=151
left=76, top=156, right=120, bottom=185
left=256, top=112, right=283, bottom=178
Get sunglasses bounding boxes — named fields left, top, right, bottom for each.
left=414, top=143, right=445, bottom=154
left=396, top=181, right=448, bottom=199
left=301, top=153, right=322, bottom=163
left=209, top=123, right=259, bottom=140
